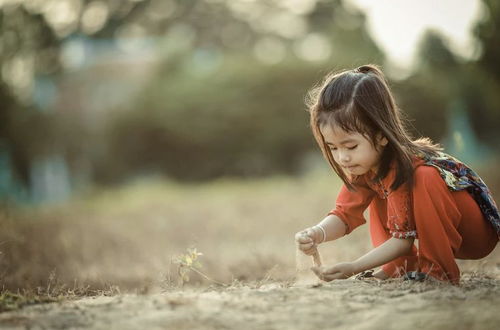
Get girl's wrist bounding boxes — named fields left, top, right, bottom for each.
left=313, top=224, right=327, bottom=244
left=351, top=260, right=365, bottom=275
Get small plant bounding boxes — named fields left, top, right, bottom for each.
left=174, top=247, right=204, bottom=284
left=173, top=247, right=225, bottom=286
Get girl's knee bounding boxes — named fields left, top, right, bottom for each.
left=456, top=232, right=498, bottom=259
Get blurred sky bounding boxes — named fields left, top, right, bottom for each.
left=347, top=0, right=484, bottom=70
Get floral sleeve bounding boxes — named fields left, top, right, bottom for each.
left=386, top=183, right=417, bottom=239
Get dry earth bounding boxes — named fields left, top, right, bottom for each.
left=1, top=173, right=499, bottom=329
left=0, top=275, right=499, bottom=330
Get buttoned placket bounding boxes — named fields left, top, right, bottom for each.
left=377, top=179, right=389, bottom=199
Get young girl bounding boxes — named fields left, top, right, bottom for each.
left=295, top=64, right=499, bottom=284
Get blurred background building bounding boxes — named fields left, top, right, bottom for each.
left=1, top=0, right=499, bottom=204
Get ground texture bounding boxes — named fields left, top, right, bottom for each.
left=0, top=276, right=499, bottom=330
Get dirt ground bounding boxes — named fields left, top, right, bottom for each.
left=0, top=274, right=499, bottom=330
left=1, top=173, right=499, bottom=329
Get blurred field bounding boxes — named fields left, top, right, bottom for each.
left=1, top=166, right=499, bottom=294
left=0, top=168, right=345, bottom=291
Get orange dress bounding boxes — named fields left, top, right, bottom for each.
left=329, top=156, right=498, bottom=284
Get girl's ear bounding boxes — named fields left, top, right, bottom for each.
left=378, top=134, right=388, bottom=147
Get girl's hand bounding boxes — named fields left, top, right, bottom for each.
left=311, top=262, right=358, bottom=281
left=294, top=227, right=322, bottom=255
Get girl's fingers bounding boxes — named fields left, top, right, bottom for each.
left=305, top=228, right=316, bottom=238
left=311, top=266, right=344, bottom=281
left=322, top=265, right=339, bottom=275
left=322, top=272, right=345, bottom=282
left=301, top=242, right=314, bottom=249
left=295, top=233, right=313, bottom=244
left=303, top=247, right=317, bottom=255
left=299, top=243, right=318, bottom=255
left=311, top=266, right=323, bottom=280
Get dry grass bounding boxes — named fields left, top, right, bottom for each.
left=0, top=169, right=348, bottom=291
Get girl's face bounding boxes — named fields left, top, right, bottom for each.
left=320, top=124, right=388, bottom=176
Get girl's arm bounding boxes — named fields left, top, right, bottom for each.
left=352, top=237, right=414, bottom=273
left=316, top=214, right=348, bottom=242
left=295, top=215, right=347, bottom=256
left=312, top=237, right=414, bottom=281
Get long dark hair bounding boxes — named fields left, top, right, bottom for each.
left=306, top=64, right=441, bottom=191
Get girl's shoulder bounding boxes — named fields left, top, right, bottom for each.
left=414, top=151, right=481, bottom=191
left=415, top=150, right=462, bottom=166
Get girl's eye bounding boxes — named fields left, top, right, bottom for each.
left=347, top=145, right=358, bottom=150
left=330, top=147, right=337, bottom=151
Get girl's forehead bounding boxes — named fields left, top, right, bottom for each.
left=320, top=124, right=363, bottom=141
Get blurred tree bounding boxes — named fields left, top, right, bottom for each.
left=98, top=0, right=386, bottom=182
left=468, top=0, right=500, bottom=146
left=0, top=5, right=61, bottom=187
left=392, top=30, right=458, bottom=143
left=2, top=0, right=386, bottom=187
left=474, top=0, right=500, bottom=81
left=459, top=65, right=500, bottom=146
left=396, top=2, right=500, bottom=156
left=0, top=83, right=31, bottom=186
left=0, top=0, right=170, bottom=191
left=416, top=30, right=459, bottom=72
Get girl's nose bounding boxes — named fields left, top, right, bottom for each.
left=339, top=152, right=350, bottom=163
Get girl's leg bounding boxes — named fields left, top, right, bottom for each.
left=369, top=198, right=419, bottom=278
left=412, top=166, right=465, bottom=284
left=453, top=190, right=498, bottom=259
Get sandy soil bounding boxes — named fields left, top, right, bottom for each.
left=2, top=176, right=499, bottom=329
left=1, top=275, right=499, bottom=330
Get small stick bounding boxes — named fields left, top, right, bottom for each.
left=311, top=247, right=322, bottom=267
left=299, top=232, right=323, bottom=268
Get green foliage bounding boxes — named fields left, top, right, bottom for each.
left=100, top=58, right=320, bottom=182
left=395, top=23, right=500, bottom=149
left=91, top=3, right=385, bottom=183
left=1, top=0, right=386, bottom=187
left=393, top=74, right=450, bottom=142
left=3, top=0, right=500, bottom=189
left=474, top=0, right=500, bottom=81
